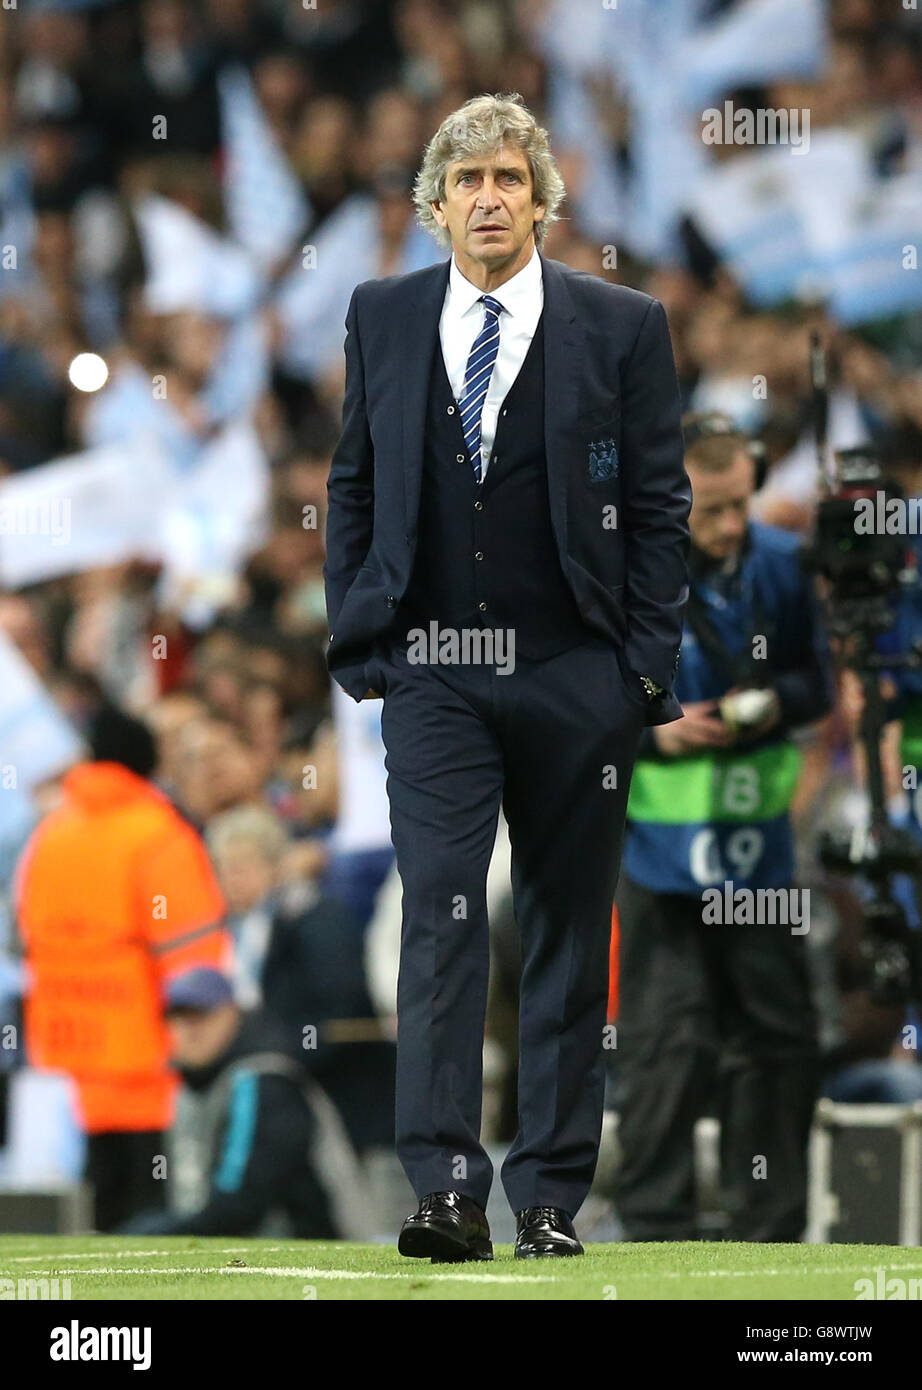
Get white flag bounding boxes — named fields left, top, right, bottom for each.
left=0, top=436, right=170, bottom=588
left=157, top=419, right=271, bottom=629
left=134, top=192, right=263, bottom=318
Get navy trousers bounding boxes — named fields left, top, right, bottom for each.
left=369, top=632, right=646, bottom=1215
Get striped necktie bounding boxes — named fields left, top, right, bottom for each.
left=459, top=293, right=504, bottom=484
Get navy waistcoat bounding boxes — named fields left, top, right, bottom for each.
left=397, top=310, right=590, bottom=659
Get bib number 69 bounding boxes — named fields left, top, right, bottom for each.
left=690, top=826, right=765, bottom=885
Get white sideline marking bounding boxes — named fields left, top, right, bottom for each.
left=9, top=1264, right=558, bottom=1284
left=5, top=1251, right=922, bottom=1283
left=6, top=1250, right=180, bottom=1263
left=3, top=1248, right=249, bottom=1263
left=628, top=1261, right=922, bottom=1281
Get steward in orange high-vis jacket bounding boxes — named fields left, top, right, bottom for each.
left=14, top=705, right=232, bottom=1230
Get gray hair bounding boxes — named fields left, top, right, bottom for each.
left=412, top=92, right=566, bottom=252
left=205, top=805, right=289, bottom=866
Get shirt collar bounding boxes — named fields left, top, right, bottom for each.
left=447, top=244, right=542, bottom=319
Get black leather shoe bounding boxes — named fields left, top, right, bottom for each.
left=514, top=1206, right=584, bottom=1258
left=398, top=1191, right=493, bottom=1262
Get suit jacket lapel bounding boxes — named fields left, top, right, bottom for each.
left=400, top=259, right=451, bottom=537
left=540, top=253, right=582, bottom=569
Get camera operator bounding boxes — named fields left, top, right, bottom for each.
left=876, top=432, right=922, bottom=847
left=612, top=412, right=834, bottom=1242
left=826, top=427, right=922, bottom=1102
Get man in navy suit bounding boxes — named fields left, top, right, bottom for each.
left=324, top=93, right=691, bottom=1260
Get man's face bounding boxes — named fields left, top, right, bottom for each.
left=213, top=841, right=276, bottom=915
left=431, top=144, right=544, bottom=275
left=174, top=719, right=259, bottom=819
left=688, top=450, right=755, bottom=562
left=167, top=1003, right=238, bottom=1069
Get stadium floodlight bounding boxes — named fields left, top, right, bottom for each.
left=67, top=353, right=109, bottom=393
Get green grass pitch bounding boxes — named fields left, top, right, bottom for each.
left=2, top=1235, right=922, bottom=1300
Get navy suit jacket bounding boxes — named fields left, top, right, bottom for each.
left=323, top=252, right=691, bottom=726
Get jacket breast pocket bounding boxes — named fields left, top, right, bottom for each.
left=581, top=392, right=621, bottom=433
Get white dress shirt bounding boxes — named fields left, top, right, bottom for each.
left=438, top=246, right=544, bottom=479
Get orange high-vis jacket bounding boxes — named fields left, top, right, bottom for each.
left=15, top=761, right=232, bottom=1134
left=608, top=904, right=620, bottom=1023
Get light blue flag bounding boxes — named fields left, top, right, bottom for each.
left=820, top=171, right=922, bottom=326
left=202, top=313, right=271, bottom=428
left=683, top=0, right=827, bottom=110
left=274, top=193, right=445, bottom=382
left=218, top=65, right=313, bottom=271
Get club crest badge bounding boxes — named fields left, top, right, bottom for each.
left=588, top=438, right=619, bottom=483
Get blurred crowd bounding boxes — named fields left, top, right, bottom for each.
left=0, top=0, right=921, bottom=1236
